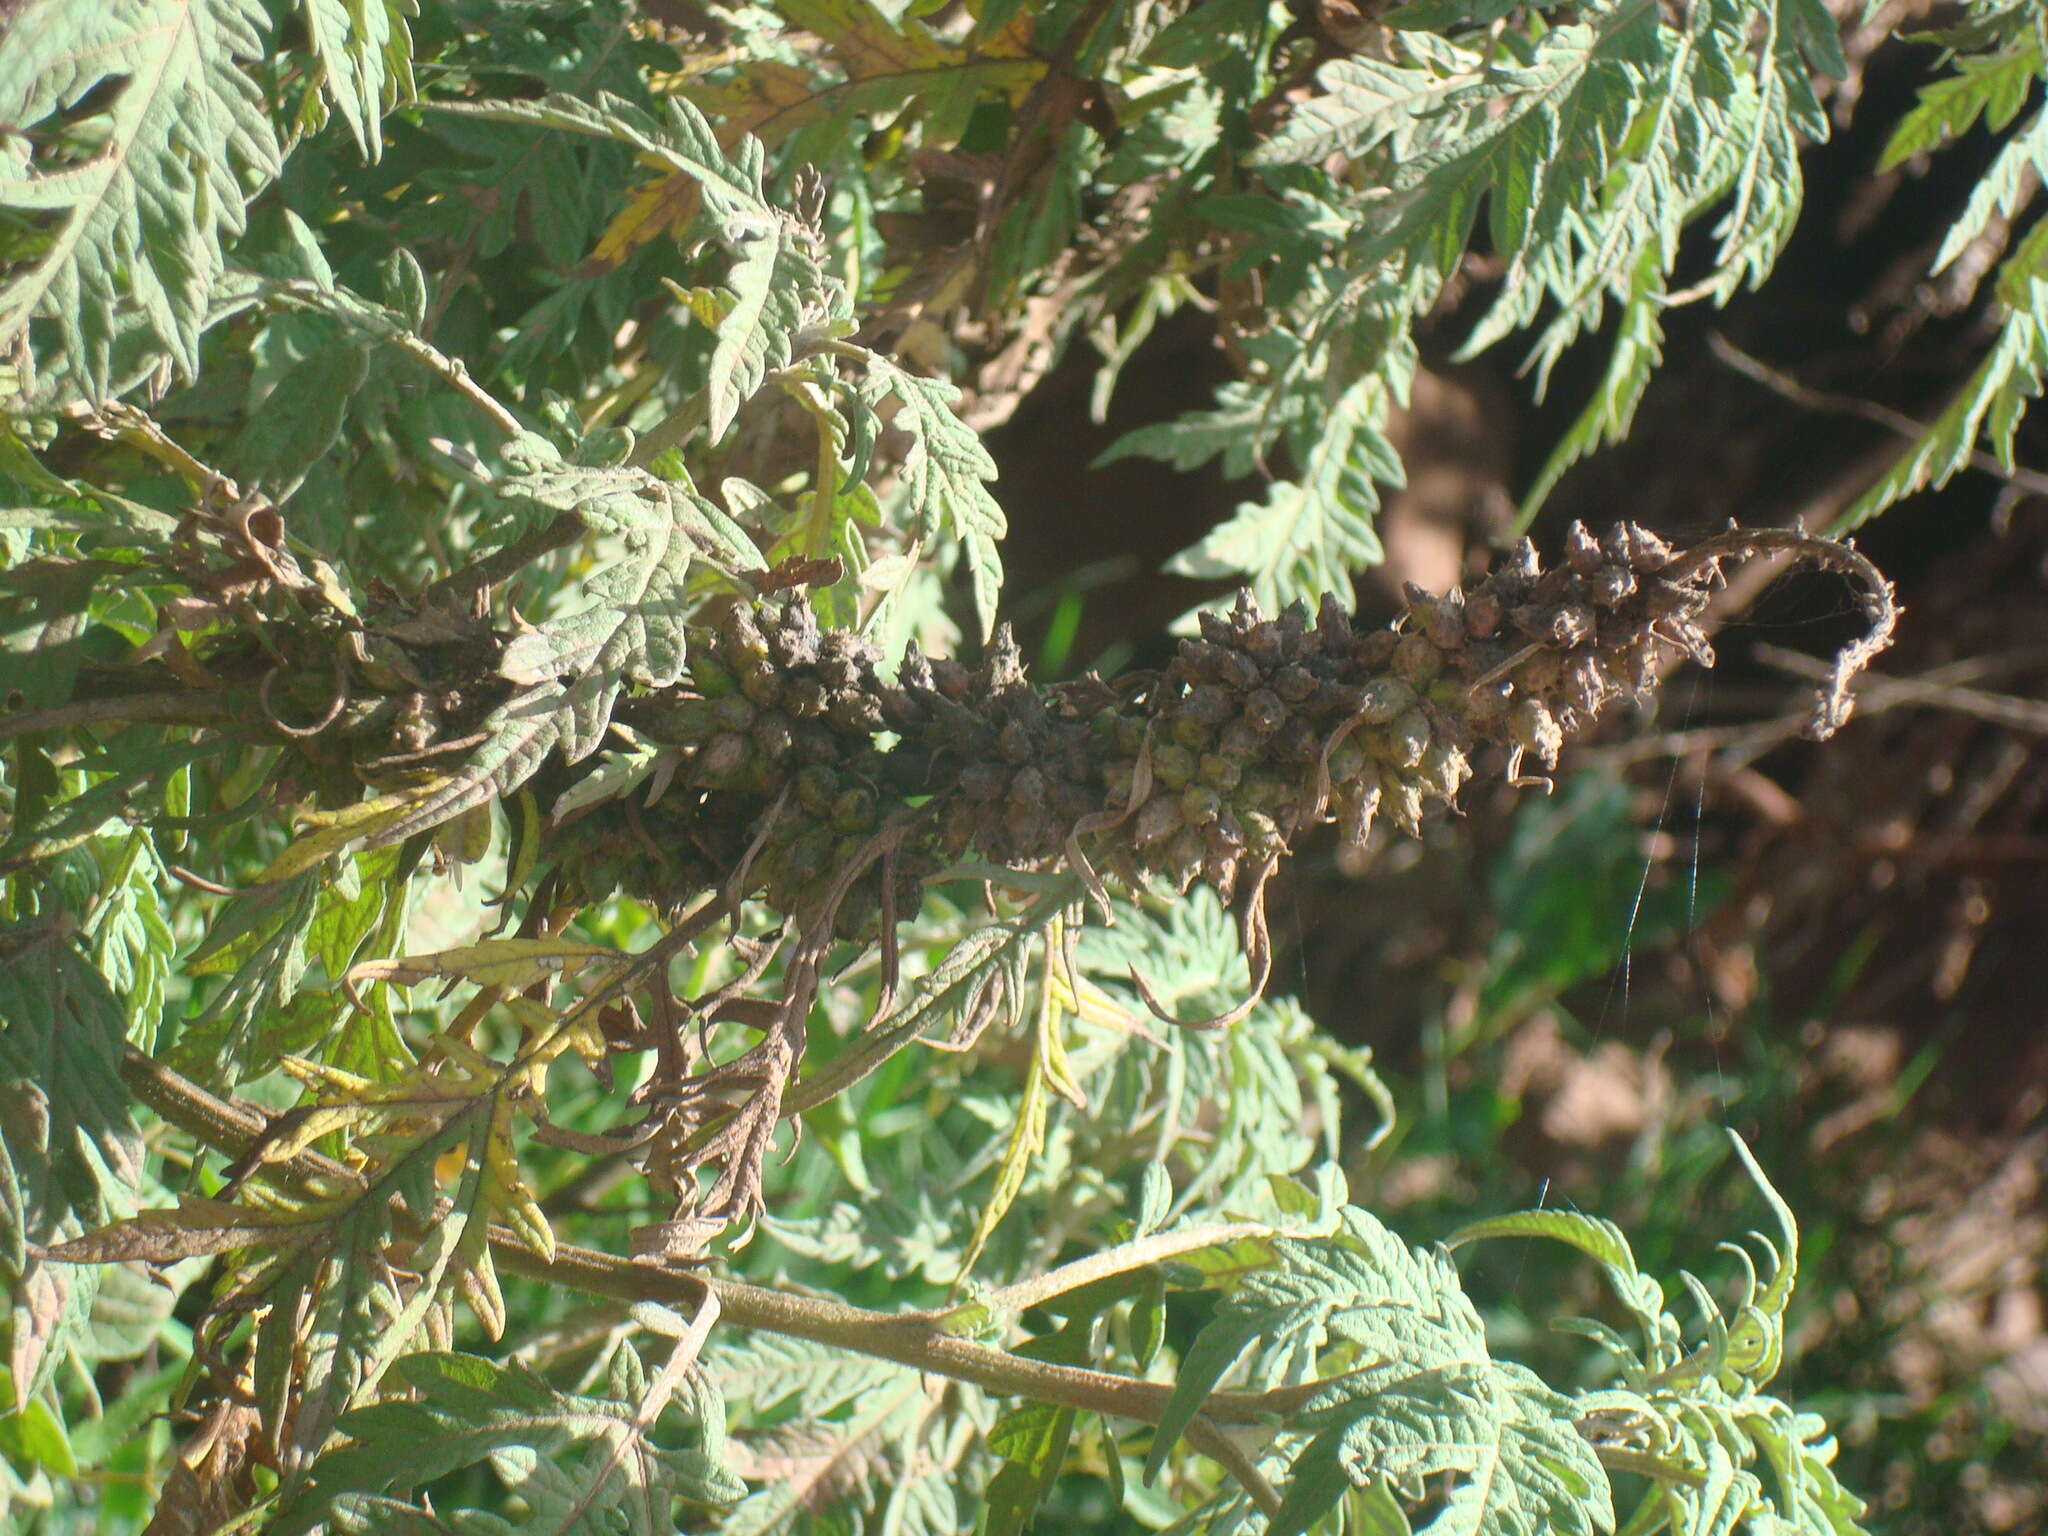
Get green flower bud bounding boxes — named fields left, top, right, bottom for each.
left=1238, top=809, right=1283, bottom=856
left=832, top=785, right=877, bottom=833
left=740, top=660, right=783, bottom=707
left=1101, top=761, right=1136, bottom=806
left=1386, top=709, right=1431, bottom=768
left=1199, top=752, right=1242, bottom=791
left=1326, top=740, right=1365, bottom=785
left=1342, top=676, right=1416, bottom=726
left=700, top=732, right=750, bottom=781
left=1237, top=771, right=1289, bottom=812
left=1392, top=632, right=1443, bottom=686
left=692, top=652, right=739, bottom=697
left=1152, top=743, right=1197, bottom=789
left=795, top=764, right=840, bottom=816
left=724, top=608, right=770, bottom=664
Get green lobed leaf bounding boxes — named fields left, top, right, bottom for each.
left=1163, top=374, right=1393, bottom=619
left=703, top=216, right=816, bottom=443
left=1877, top=37, right=2043, bottom=170
left=492, top=440, right=702, bottom=763
left=293, top=0, right=418, bottom=159
left=284, top=1348, right=744, bottom=1535
left=1093, top=378, right=1303, bottom=480
left=1148, top=1205, right=1487, bottom=1483
left=0, top=923, right=143, bottom=1405
left=0, top=0, right=283, bottom=400
left=1835, top=220, right=2048, bottom=531
left=1321, top=1364, right=1613, bottom=1536
left=858, top=358, right=1008, bottom=639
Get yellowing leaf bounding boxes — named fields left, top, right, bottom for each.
left=680, top=58, right=817, bottom=147
left=592, top=156, right=707, bottom=267
left=257, top=788, right=440, bottom=884
left=346, top=938, right=627, bottom=991
left=486, top=1096, right=554, bottom=1262
left=956, top=1059, right=1046, bottom=1286
left=501, top=993, right=608, bottom=1076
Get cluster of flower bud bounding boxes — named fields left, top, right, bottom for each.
left=558, top=523, right=1718, bottom=925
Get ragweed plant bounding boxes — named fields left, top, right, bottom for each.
left=2, top=0, right=2024, bottom=1530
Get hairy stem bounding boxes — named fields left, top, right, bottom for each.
left=119, top=1049, right=1329, bottom=1437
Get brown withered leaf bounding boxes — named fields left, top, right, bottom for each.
left=43, top=1195, right=345, bottom=1267
left=594, top=3, right=1040, bottom=272
left=755, top=554, right=843, bottom=593
left=142, top=1396, right=265, bottom=1536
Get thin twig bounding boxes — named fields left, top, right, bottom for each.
left=1593, top=645, right=2048, bottom=767
left=1751, top=642, right=2048, bottom=735
left=167, top=865, right=239, bottom=896
left=1663, top=524, right=1899, bottom=738
left=112, top=1047, right=1349, bottom=1435
left=258, top=664, right=350, bottom=739
left=385, top=331, right=526, bottom=441
left=1708, top=332, right=2048, bottom=498
left=263, top=279, right=526, bottom=442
